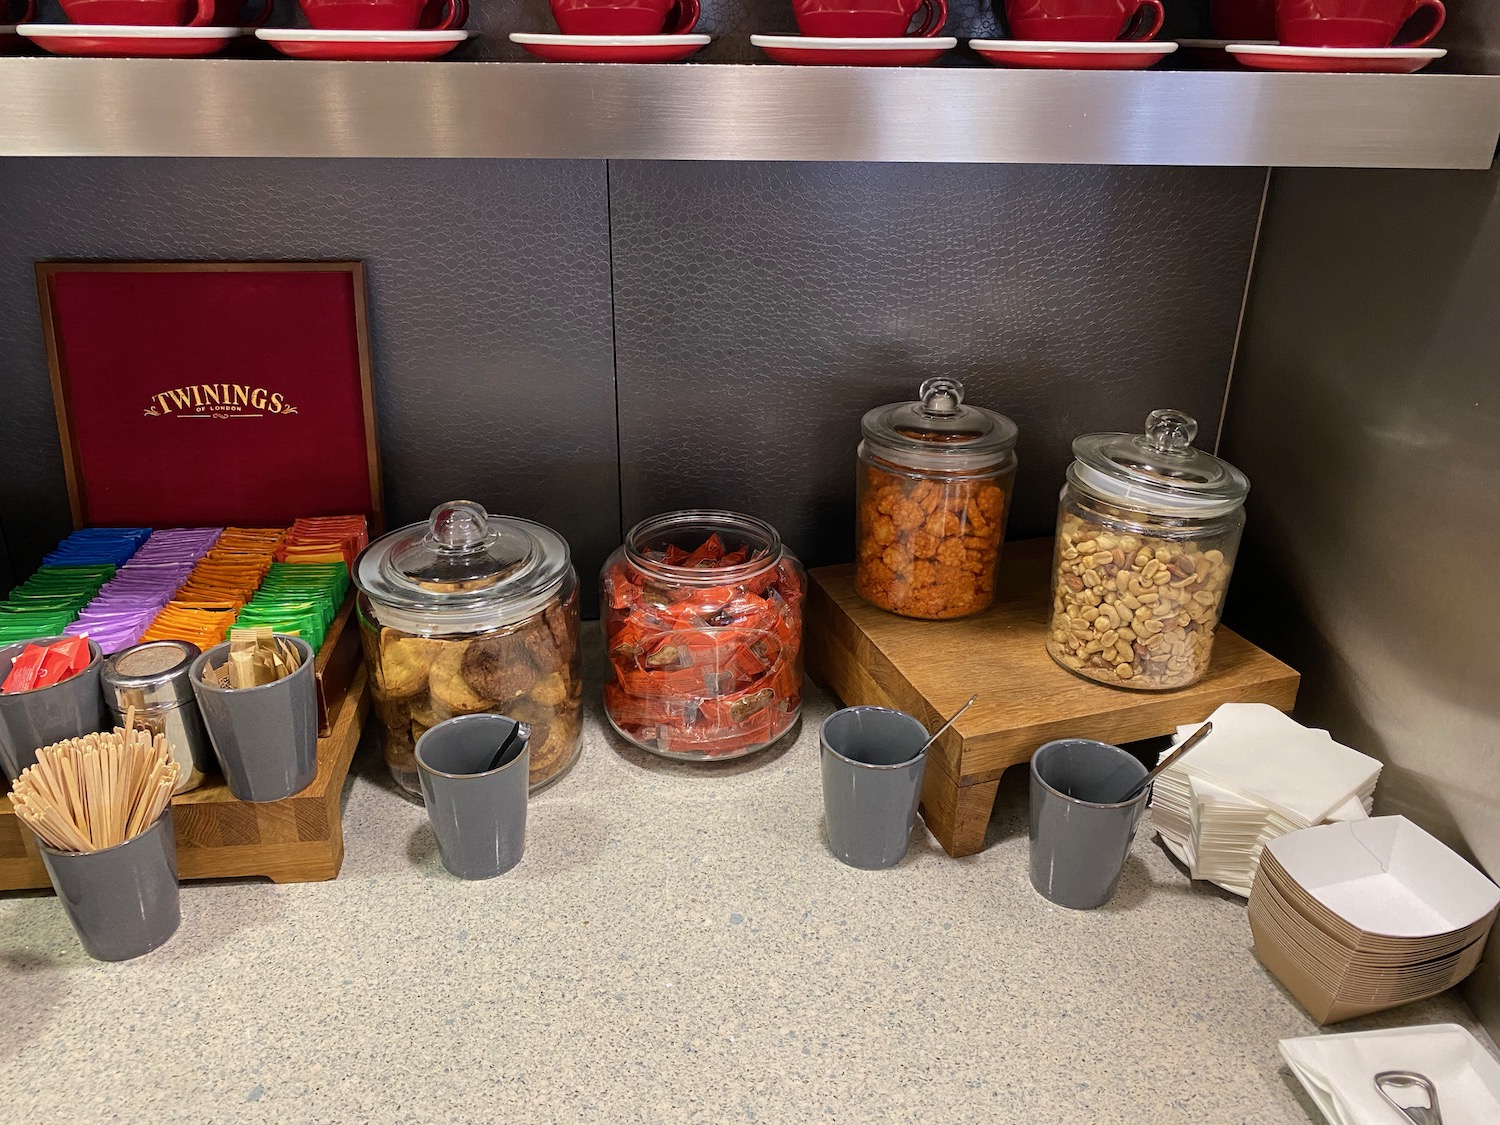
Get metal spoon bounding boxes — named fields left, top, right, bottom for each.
left=483, top=720, right=531, bottom=774
left=1116, top=720, right=1214, bottom=804
left=919, top=694, right=979, bottom=755
left=1375, top=1070, right=1443, bottom=1125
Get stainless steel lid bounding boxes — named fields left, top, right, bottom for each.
left=102, top=640, right=202, bottom=708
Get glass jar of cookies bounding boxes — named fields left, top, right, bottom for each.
left=1047, top=410, right=1250, bottom=691
left=855, top=378, right=1018, bottom=619
left=354, top=501, right=582, bottom=798
left=601, top=510, right=805, bottom=761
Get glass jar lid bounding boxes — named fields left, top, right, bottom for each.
left=354, top=501, right=571, bottom=631
left=861, top=378, right=1019, bottom=473
left=1070, top=409, right=1250, bottom=516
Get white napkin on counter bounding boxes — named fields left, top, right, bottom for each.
left=1154, top=703, right=1380, bottom=897
left=1172, top=704, right=1380, bottom=824
left=1281, top=1023, right=1500, bottom=1125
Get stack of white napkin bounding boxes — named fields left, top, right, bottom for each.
left=1281, top=1023, right=1500, bottom=1124
left=1154, top=703, right=1381, bottom=896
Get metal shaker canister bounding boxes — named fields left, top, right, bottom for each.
left=102, top=641, right=214, bottom=793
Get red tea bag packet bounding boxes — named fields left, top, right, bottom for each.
left=2, top=644, right=47, bottom=693
left=57, top=636, right=93, bottom=677
left=32, top=636, right=89, bottom=688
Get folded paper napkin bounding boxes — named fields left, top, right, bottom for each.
left=1281, top=1023, right=1500, bottom=1125
left=1155, top=703, right=1380, bottom=896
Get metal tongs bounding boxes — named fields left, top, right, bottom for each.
left=1375, top=1071, right=1443, bottom=1125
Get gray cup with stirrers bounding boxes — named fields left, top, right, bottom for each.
left=39, top=809, right=180, bottom=961
left=10, top=718, right=183, bottom=961
left=0, top=636, right=108, bottom=783
left=820, top=705, right=932, bottom=870
left=190, top=636, right=318, bottom=802
left=1028, top=738, right=1150, bottom=910
left=416, top=714, right=530, bottom=880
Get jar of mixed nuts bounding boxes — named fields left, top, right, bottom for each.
left=354, top=501, right=582, bottom=797
left=855, top=378, right=1018, bottom=620
left=1047, top=410, right=1250, bottom=691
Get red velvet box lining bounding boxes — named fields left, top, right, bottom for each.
left=40, top=263, right=382, bottom=531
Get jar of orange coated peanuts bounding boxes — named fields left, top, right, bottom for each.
left=855, top=378, right=1018, bottom=620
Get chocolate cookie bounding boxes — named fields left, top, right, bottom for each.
left=460, top=631, right=537, bottom=702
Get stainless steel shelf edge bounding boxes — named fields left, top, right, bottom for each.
left=2, top=59, right=1498, bottom=167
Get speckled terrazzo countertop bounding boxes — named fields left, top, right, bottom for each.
left=2, top=632, right=1493, bottom=1125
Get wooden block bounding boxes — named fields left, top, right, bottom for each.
left=806, top=539, right=1300, bottom=857
left=0, top=664, right=369, bottom=890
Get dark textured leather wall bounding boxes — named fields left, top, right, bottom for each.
left=0, top=159, right=620, bottom=612
left=0, top=158, right=1261, bottom=603
left=609, top=161, right=1266, bottom=568
left=20, top=0, right=1211, bottom=62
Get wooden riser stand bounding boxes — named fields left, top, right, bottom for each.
left=805, top=540, right=1301, bottom=858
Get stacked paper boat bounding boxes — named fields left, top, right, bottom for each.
left=1153, top=703, right=1381, bottom=896
left=1253, top=817, right=1500, bottom=1023
left=1281, top=1023, right=1500, bottom=1123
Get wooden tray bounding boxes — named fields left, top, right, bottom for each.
left=0, top=605, right=370, bottom=890
left=805, top=539, right=1300, bottom=858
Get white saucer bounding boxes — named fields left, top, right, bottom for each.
left=18, top=22, right=245, bottom=37
left=751, top=34, right=957, bottom=50
left=509, top=32, right=710, bottom=45
left=256, top=28, right=470, bottom=41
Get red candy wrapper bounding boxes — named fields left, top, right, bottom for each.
left=602, top=518, right=805, bottom=760
left=2, top=636, right=91, bottom=694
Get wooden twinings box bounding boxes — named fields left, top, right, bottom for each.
left=805, top=539, right=1300, bottom=858
left=0, top=261, right=382, bottom=888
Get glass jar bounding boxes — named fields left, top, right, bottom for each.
left=855, top=378, right=1019, bottom=619
left=354, top=501, right=582, bottom=797
left=1047, top=410, right=1250, bottom=691
left=601, top=510, right=805, bottom=761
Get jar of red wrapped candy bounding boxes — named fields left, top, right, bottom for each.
left=601, top=510, right=805, bottom=761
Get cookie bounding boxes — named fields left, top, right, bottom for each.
left=460, top=631, right=537, bottom=702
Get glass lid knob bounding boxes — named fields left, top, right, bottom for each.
left=918, top=377, right=965, bottom=417
left=1143, top=409, right=1198, bottom=455
left=428, top=501, right=489, bottom=551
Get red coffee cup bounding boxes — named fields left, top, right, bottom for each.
left=1209, top=0, right=1276, bottom=40
left=1274, top=0, right=1444, bottom=48
left=792, top=0, right=947, bottom=37
left=549, top=0, right=700, bottom=35
left=58, top=0, right=216, bottom=24
left=299, top=0, right=467, bottom=29
left=1003, top=0, right=1164, bottom=41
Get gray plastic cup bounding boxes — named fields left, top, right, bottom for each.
left=820, top=705, right=931, bottom=870
left=0, top=636, right=108, bottom=782
left=1029, top=738, right=1150, bottom=910
left=416, top=714, right=530, bottom=881
left=190, top=637, right=318, bottom=802
left=38, top=807, right=180, bottom=961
